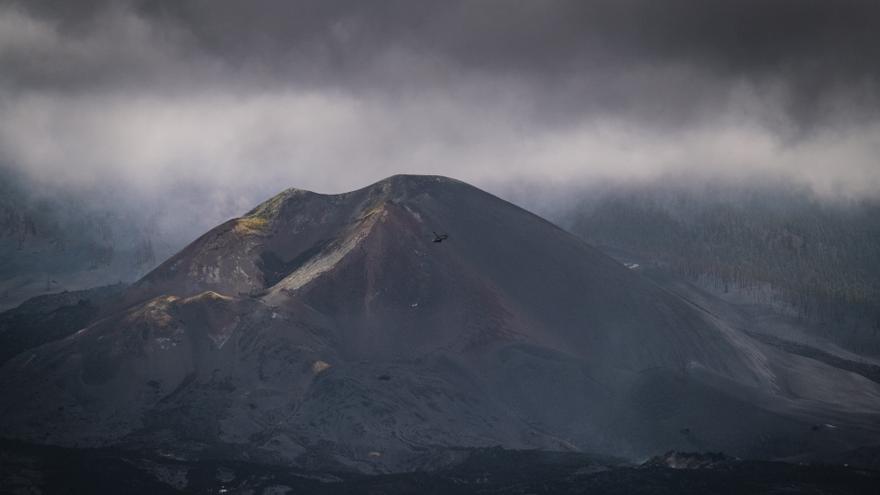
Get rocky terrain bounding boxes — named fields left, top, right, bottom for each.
left=1, top=175, right=879, bottom=483
left=2, top=441, right=879, bottom=494
left=0, top=283, right=127, bottom=366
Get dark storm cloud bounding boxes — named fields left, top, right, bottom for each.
left=140, top=1, right=880, bottom=78
left=7, top=0, right=880, bottom=125
left=1, top=0, right=879, bottom=213
left=182, top=0, right=880, bottom=130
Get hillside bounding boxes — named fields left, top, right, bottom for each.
left=559, top=181, right=880, bottom=354
left=1, top=175, right=879, bottom=473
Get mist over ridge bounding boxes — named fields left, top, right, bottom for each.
left=2, top=0, right=880, bottom=211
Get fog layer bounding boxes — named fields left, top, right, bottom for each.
left=2, top=1, right=879, bottom=234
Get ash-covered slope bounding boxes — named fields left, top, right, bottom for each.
left=1, top=175, right=879, bottom=472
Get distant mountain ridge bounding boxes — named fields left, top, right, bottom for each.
left=559, top=182, right=880, bottom=354
left=0, top=167, right=164, bottom=310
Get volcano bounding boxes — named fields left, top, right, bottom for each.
left=2, top=175, right=879, bottom=472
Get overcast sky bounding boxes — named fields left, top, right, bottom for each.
left=2, top=0, right=879, bottom=226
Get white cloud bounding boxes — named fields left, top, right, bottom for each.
left=1, top=3, right=878, bottom=222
